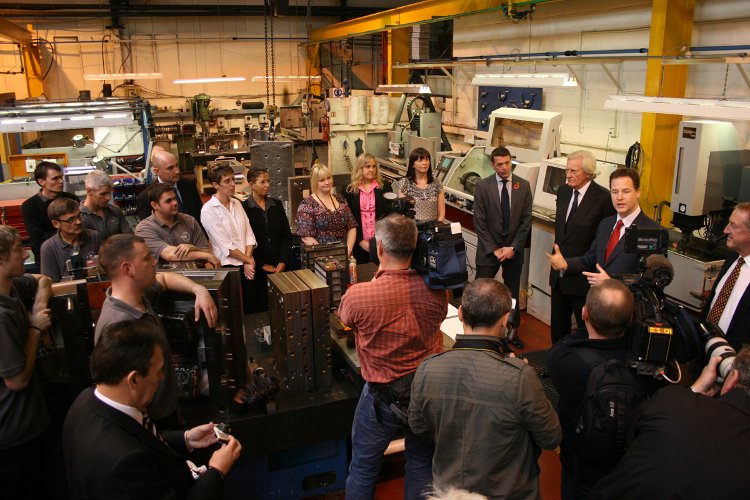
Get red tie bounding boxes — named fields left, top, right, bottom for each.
left=604, top=220, right=624, bottom=263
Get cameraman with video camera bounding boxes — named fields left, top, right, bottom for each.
left=590, top=347, right=750, bottom=499
left=548, top=279, right=635, bottom=500
left=338, top=214, right=449, bottom=500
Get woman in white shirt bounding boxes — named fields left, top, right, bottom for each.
left=201, top=164, right=257, bottom=313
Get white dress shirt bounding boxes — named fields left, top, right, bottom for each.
left=566, top=180, right=592, bottom=221
left=709, top=253, right=750, bottom=333
left=612, top=206, right=642, bottom=239
left=201, top=195, right=257, bottom=266
left=94, top=388, right=143, bottom=425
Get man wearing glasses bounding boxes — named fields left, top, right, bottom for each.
left=39, top=197, right=102, bottom=283
left=21, top=161, right=80, bottom=268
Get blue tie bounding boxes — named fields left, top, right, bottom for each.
left=173, top=186, right=185, bottom=212
left=500, top=179, right=510, bottom=238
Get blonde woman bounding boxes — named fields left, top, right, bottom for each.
left=296, top=164, right=357, bottom=257
left=343, top=153, right=393, bottom=263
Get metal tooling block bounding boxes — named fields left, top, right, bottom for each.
left=250, top=139, right=295, bottom=219
left=268, top=272, right=315, bottom=393
left=294, top=269, right=332, bottom=390
left=301, top=242, right=348, bottom=273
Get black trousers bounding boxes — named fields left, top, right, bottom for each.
left=550, top=284, right=585, bottom=344
left=476, top=254, right=523, bottom=308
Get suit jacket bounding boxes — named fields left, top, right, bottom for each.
left=473, top=174, right=533, bottom=266
left=699, top=253, right=750, bottom=350
left=343, top=182, right=393, bottom=263
left=63, top=388, right=224, bottom=500
left=566, top=211, right=663, bottom=277
left=137, top=178, right=204, bottom=223
left=550, top=183, right=616, bottom=295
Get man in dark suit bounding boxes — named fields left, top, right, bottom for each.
left=137, top=149, right=204, bottom=222
left=63, top=320, right=241, bottom=500
left=549, top=151, right=615, bottom=344
left=700, top=202, right=750, bottom=351
left=547, top=168, right=662, bottom=287
left=473, top=147, right=532, bottom=347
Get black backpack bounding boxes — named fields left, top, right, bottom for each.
left=572, top=350, right=649, bottom=462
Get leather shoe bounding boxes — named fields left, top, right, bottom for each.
left=510, top=336, right=525, bottom=350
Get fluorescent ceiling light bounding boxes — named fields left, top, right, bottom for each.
left=84, top=73, right=162, bottom=80
left=375, top=84, right=432, bottom=94
left=471, top=73, right=578, bottom=88
left=250, top=75, right=322, bottom=82
left=603, top=95, right=750, bottom=121
left=173, top=76, right=246, bottom=84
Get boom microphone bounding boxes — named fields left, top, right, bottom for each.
left=643, top=254, right=674, bottom=288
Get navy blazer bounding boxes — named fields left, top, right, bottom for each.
left=700, top=252, right=750, bottom=350
left=550, top=182, right=616, bottom=295
left=566, top=211, right=663, bottom=277
left=63, top=388, right=224, bottom=500
left=473, top=174, right=533, bottom=266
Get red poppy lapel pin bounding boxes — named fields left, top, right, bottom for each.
left=513, top=182, right=520, bottom=190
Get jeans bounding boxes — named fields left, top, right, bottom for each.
left=345, top=383, right=434, bottom=500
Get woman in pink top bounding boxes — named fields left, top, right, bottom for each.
left=343, top=153, right=393, bottom=264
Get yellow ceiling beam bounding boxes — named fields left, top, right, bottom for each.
left=0, top=18, right=32, bottom=44
left=310, top=0, right=542, bottom=44
left=638, top=0, right=695, bottom=228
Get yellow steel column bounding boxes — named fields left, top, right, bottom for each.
left=387, top=28, right=410, bottom=84
left=305, top=43, right=322, bottom=95
left=639, top=0, right=695, bottom=226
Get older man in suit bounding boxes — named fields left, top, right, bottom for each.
left=137, top=149, right=204, bottom=223
left=63, top=320, right=241, bottom=500
left=700, top=202, right=750, bottom=351
left=549, top=151, right=615, bottom=344
left=547, top=168, right=662, bottom=286
left=473, top=146, right=533, bottom=348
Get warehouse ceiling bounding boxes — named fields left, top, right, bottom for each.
left=0, top=1, right=392, bottom=20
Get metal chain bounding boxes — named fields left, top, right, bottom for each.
left=269, top=0, right=276, bottom=106
left=263, top=0, right=270, bottom=106
left=722, top=64, right=729, bottom=100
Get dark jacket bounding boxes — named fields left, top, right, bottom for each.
left=700, top=252, right=750, bottom=350
left=242, top=196, right=292, bottom=268
left=591, top=386, right=750, bottom=499
left=550, top=183, right=615, bottom=295
left=63, top=388, right=224, bottom=500
left=136, top=178, right=204, bottom=223
left=473, top=173, right=533, bottom=265
left=21, top=191, right=80, bottom=264
left=548, top=328, right=629, bottom=496
left=343, top=182, right=393, bottom=263
left=566, top=211, right=663, bottom=277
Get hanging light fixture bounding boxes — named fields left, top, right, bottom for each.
left=470, top=72, right=578, bottom=87
left=84, top=73, right=162, bottom=80
left=603, top=95, right=750, bottom=120
left=173, top=76, right=246, bottom=84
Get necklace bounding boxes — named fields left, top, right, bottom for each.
left=313, top=193, right=338, bottom=212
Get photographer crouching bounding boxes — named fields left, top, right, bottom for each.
left=590, top=346, right=750, bottom=499
left=338, top=214, right=449, bottom=500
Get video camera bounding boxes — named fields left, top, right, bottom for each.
left=620, top=225, right=734, bottom=382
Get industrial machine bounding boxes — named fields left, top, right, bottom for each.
left=663, top=120, right=750, bottom=311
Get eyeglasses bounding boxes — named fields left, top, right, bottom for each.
left=57, top=213, right=83, bottom=224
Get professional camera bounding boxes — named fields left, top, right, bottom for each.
left=383, top=192, right=416, bottom=218
left=617, top=225, right=689, bottom=380
left=698, top=321, right=737, bottom=383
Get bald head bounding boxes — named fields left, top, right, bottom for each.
left=584, top=279, right=634, bottom=338
left=151, top=149, right=180, bottom=185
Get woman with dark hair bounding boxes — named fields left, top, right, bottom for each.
left=201, top=164, right=257, bottom=313
left=296, top=163, right=358, bottom=257
left=396, top=147, right=445, bottom=225
left=242, top=168, right=292, bottom=312
left=344, top=153, right=392, bottom=263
